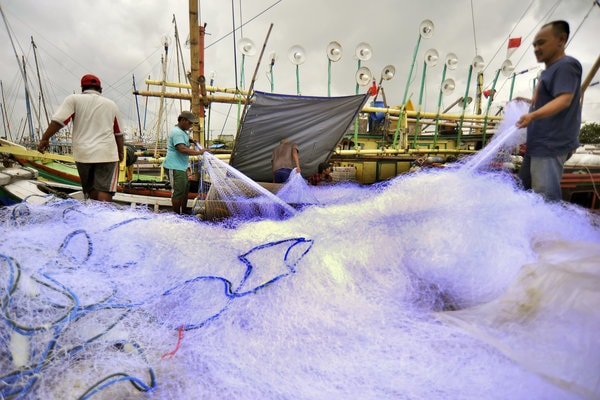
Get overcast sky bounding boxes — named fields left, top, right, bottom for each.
left=1, top=0, right=599, bottom=143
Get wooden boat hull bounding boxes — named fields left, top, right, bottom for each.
left=0, top=163, right=40, bottom=205
left=4, top=139, right=598, bottom=214
left=1, top=178, right=202, bottom=211
left=0, top=180, right=62, bottom=205
left=15, top=158, right=198, bottom=206
left=561, top=171, right=600, bottom=211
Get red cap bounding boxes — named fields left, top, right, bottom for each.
left=81, top=74, right=102, bottom=88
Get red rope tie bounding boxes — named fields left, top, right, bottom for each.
left=161, top=324, right=185, bottom=359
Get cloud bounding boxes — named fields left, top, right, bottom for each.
left=1, top=0, right=598, bottom=141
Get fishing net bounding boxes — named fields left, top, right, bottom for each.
left=437, top=240, right=600, bottom=399
left=461, top=100, right=528, bottom=172
left=1, top=165, right=599, bottom=399
left=194, top=153, right=296, bottom=221
left=0, top=200, right=313, bottom=399
left=275, top=169, right=319, bottom=206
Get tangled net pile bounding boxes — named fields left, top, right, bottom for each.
left=461, top=100, right=529, bottom=172
left=0, top=200, right=312, bottom=399
left=197, top=153, right=297, bottom=221
left=1, top=164, right=600, bottom=399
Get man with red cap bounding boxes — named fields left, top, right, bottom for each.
left=38, top=74, right=124, bottom=202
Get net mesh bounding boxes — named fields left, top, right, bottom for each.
left=1, top=165, right=599, bottom=399
left=195, top=153, right=296, bottom=221
left=275, top=169, right=319, bottom=205
left=437, top=240, right=600, bottom=399
left=461, top=100, right=528, bottom=172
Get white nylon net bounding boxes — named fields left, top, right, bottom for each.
left=1, top=164, right=599, bottom=399
left=193, top=153, right=297, bottom=221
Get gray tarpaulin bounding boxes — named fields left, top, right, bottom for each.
left=229, top=91, right=368, bottom=182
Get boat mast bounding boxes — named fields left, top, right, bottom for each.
left=31, top=36, right=50, bottom=127
left=153, top=39, right=169, bottom=157
left=1, top=4, right=36, bottom=143
left=173, top=14, right=191, bottom=114
left=0, top=80, right=12, bottom=140
left=475, top=71, right=483, bottom=115
left=188, top=0, right=205, bottom=146
left=173, top=14, right=183, bottom=114
left=0, top=102, right=7, bottom=140
left=132, top=74, right=143, bottom=139
left=22, top=56, right=36, bottom=143
left=229, top=24, right=274, bottom=163
left=144, top=75, right=150, bottom=132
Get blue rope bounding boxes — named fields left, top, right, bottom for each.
left=105, top=216, right=152, bottom=231
left=0, top=206, right=314, bottom=399
left=58, top=229, right=92, bottom=263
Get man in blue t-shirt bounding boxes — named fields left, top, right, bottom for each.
left=163, top=111, right=206, bottom=214
left=516, top=20, right=582, bottom=201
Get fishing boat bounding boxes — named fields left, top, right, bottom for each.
left=131, top=6, right=598, bottom=213
left=2, top=3, right=599, bottom=217
left=0, top=155, right=40, bottom=206
left=2, top=5, right=600, bottom=400
left=561, top=145, right=600, bottom=210
left=0, top=138, right=202, bottom=210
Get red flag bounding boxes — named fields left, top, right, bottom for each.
left=508, top=37, right=522, bottom=49
left=366, top=80, right=378, bottom=96
left=483, top=89, right=496, bottom=99
left=506, top=37, right=522, bottom=59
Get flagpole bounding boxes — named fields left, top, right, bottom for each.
left=482, top=68, right=501, bottom=140
left=506, top=36, right=521, bottom=101
left=509, top=73, right=516, bottom=100
left=433, top=63, right=448, bottom=150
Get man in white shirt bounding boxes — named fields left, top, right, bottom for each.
left=38, top=74, right=124, bottom=202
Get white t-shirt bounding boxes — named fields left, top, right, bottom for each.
left=52, top=90, right=122, bottom=163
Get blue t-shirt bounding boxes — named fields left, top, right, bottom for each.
left=526, top=55, right=581, bottom=157
left=163, top=125, right=191, bottom=171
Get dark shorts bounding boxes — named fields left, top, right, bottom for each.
left=165, top=168, right=190, bottom=199
left=274, top=168, right=292, bottom=183
left=75, top=161, right=119, bottom=195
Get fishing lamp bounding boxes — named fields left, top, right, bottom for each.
left=432, top=53, right=458, bottom=148
left=457, top=55, right=485, bottom=140
left=326, top=41, right=343, bottom=96
left=394, top=18, right=435, bottom=149
left=288, top=45, right=306, bottom=95
left=237, top=38, right=256, bottom=89
left=413, top=48, right=440, bottom=141
left=481, top=59, right=514, bottom=137
left=355, top=66, right=373, bottom=86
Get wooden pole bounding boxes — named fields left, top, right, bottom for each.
left=581, top=53, right=600, bottom=104
left=229, top=23, right=274, bottom=164
left=198, top=24, right=207, bottom=145
left=188, top=0, right=201, bottom=144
